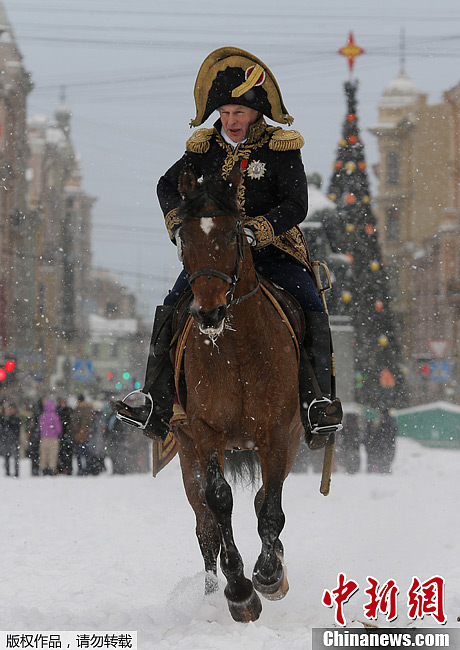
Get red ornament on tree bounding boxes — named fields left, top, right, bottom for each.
left=380, top=367, right=396, bottom=388
left=374, top=300, right=384, bottom=312
left=345, top=192, right=356, bottom=204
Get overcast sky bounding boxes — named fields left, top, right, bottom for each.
left=6, top=0, right=460, bottom=319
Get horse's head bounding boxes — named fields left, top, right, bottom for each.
left=178, top=164, right=244, bottom=336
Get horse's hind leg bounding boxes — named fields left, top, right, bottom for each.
left=252, top=465, right=289, bottom=601
left=177, top=440, right=220, bottom=595
left=205, top=451, right=262, bottom=622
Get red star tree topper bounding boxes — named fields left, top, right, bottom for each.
left=338, top=31, right=365, bottom=72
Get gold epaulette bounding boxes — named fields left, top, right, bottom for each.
left=186, top=128, right=214, bottom=154
left=269, top=128, right=305, bottom=151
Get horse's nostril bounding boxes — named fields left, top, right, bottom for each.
left=217, top=304, right=227, bottom=321
left=191, top=304, right=227, bottom=329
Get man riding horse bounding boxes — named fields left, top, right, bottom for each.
left=116, top=46, right=342, bottom=448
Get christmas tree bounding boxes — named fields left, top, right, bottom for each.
left=327, top=33, right=405, bottom=408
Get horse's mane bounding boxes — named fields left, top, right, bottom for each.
left=178, top=175, right=240, bottom=221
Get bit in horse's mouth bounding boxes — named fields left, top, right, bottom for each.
left=199, top=320, right=225, bottom=336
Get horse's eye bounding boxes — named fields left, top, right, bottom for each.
left=228, top=232, right=236, bottom=244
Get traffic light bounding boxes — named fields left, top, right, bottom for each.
left=0, top=359, right=16, bottom=384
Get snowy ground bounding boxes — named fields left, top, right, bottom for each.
left=1, top=437, right=459, bottom=650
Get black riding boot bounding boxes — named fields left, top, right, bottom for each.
left=299, top=311, right=343, bottom=450
left=116, top=305, right=175, bottom=441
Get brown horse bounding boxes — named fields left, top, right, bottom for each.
left=171, top=164, right=302, bottom=623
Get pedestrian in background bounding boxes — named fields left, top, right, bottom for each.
left=365, top=406, right=398, bottom=474
left=87, top=400, right=106, bottom=475
left=27, top=398, right=43, bottom=476
left=4, top=403, right=21, bottom=477
left=0, top=402, right=6, bottom=464
left=57, top=397, right=74, bottom=475
left=73, top=394, right=93, bottom=476
left=38, top=400, right=62, bottom=475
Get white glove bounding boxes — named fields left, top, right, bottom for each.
left=244, top=227, right=256, bottom=247
left=175, top=228, right=183, bottom=261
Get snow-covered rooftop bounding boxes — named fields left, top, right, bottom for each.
left=46, top=125, right=67, bottom=146
left=379, top=71, right=422, bottom=109
left=307, top=183, right=336, bottom=216
left=395, top=401, right=460, bottom=416
left=89, top=313, right=138, bottom=340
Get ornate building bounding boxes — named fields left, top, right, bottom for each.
left=0, top=0, right=97, bottom=395
left=370, top=68, right=460, bottom=403
left=0, top=1, right=148, bottom=400
left=27, top=97, right=96, bottom=391
left=0, top=4, right=34, bottom=363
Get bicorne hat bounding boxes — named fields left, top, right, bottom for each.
left=190, top=46, right=294, bottom=127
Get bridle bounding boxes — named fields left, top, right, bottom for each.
left=184, top=214, right=260, bottom=306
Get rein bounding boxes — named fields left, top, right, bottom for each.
left=184, top=216, right=260, bottom=306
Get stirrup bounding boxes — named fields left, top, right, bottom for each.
left=116, top=390, right=154, bottom=430
left=307, top=397, right=343, bottom=436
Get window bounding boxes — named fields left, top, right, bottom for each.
left=105, top=302, right=118, bottom=317
left=387, top=151, right=399, bottom=185
left=386, top=207, right=399, bottom=241
left=38, top=284, right=46, bottom=317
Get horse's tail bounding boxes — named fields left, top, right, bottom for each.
left=224, top=449, right=260, bottom=488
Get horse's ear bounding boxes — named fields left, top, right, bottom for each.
left=179, top=165, right=198, bottom=199
left=228, top=162, right=242, bottom=193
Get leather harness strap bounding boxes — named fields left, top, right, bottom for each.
left=259, top=284, right=300, bottom=363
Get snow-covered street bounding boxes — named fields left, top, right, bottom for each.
left=1, top=437, right=458, bottom=649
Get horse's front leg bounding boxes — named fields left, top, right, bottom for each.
left=204, top=450, right=262, bottom=622
left=175, top=430, right=220, bottom=595
left=252, top=457, right=289, bottom=601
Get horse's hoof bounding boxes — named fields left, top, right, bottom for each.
left=252, top=563, right=289, bottom=601
left=226, top=588, right=262, bottom=623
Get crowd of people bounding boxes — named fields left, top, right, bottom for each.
left=0, top=394, right=151, bottom=478
left=293, top=406, right=398, bottom=475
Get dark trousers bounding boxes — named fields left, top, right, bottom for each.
left=58, top=435, right=74, bottom=474
left=74, top=442, right=88, bottom=475
left=5, top=443, right=19, bottom=477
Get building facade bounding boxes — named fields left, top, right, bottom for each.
left=0, top=7, right=34, bottom=365
left=27, top=103, right=96, bottom=391
left=370, top=70, right=460, bottom=403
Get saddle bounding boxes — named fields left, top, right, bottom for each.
left=258, top=277, right=305, bottom=347
left=170, top=278, right=305, bottom=415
